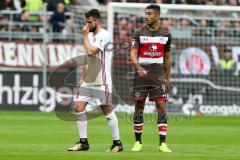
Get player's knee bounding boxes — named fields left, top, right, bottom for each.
left=100, top=105, right=113, bottom=116
left=155, top=101, right=166, bottom=112
left=135, top=101, right=145, bottom=112
left=74, top=102, right=85, bottom=112
left=155, top=100, right=166, bottom=106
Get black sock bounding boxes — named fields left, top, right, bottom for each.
left=159, top=135, right=166, bottom=145
left=157, top=112, right=167, bottom=145
left=135, top=133, right=142, bottom=143
left=113, top=140, right=121, bottom=145
left=133, top=112, right=144, bottom=144
left=80, top=138, right=88, bottom=144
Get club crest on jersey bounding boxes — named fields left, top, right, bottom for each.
left=150, top=44, right=157, bottom=51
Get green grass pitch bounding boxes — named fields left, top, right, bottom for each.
left=0, top=111, right=240, bottom=160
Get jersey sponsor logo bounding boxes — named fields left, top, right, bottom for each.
left=143, top=51, right=161, bottom=57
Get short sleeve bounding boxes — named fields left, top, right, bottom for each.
left=92, top=32, right=111, bottom=52
left=131, top=31, right=140, bottom=50
left=164, top=34, right=172, bottom=53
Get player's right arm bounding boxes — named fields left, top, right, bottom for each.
left=82, top=24, right=100, bottom=56
left=130, top=49, right=147, bottom=77
left=130, top=31, right=147, bottom=77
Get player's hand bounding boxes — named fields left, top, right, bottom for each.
left=136, top=66, right=148, bottom=77
left=82, top=23, right=89, bottom=36
left=79, top=79, right=84, bottom=84
left=78, top=79, right=84, bottom=87
left=79, top=76, right=85, bottom=86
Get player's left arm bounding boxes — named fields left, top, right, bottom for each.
left=82, top=24, right=100, bottom=56
left=164, top=34, right=172, bottom=90
left=165, top=51, right=171, bottom=82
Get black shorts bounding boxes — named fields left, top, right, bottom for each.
left=132, top=64, right=168, bottom=101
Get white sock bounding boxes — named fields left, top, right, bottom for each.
left=76, top=111, right=87, bottom=139
left=105, top=111, right=120, bottom=140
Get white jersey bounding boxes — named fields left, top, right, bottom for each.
left=82, top=28, right=112, bottom=86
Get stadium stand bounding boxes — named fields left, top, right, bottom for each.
left=98, top=0, right=240, bottom=5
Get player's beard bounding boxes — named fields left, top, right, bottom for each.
left=145, top=19, right=156, bottom=26
left=89, top=24, right=97, bottom=33
left=145, top=18, right=150, bottom=25
left=146, top=19, right=158, bottom=27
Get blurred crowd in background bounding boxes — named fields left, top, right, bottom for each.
left=114, top=14, right=240, bottom=41
left=0, top=0, right=239, bottom=35
left=0, top=0, right=239, bottom=75
left=0, top=0, right=77, bottom=34
left=99, top=0, right=240, bottom=5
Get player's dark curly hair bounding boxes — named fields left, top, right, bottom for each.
left=85, top=9, right=101, bottom=20
left=146, top=4, right=161, bottom=13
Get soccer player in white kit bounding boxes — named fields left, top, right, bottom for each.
left=67, top=9, right=123, bottom=152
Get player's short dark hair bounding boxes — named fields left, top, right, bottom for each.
left=146, top=4, right=160, bottom=13
left=85, top=9, right=101, bottom=20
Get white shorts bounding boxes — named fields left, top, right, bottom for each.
left=74, top=84, right=112, bottom=105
